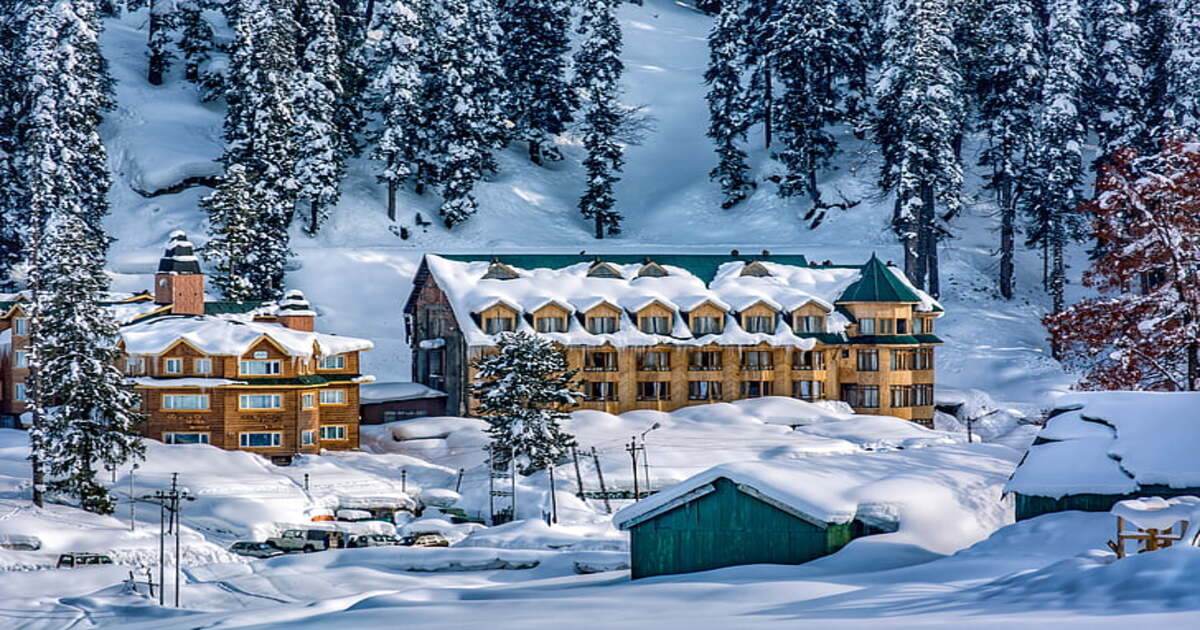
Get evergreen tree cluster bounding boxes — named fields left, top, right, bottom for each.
left=704, top=0, right=1200, bottom=301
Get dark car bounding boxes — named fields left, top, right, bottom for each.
left=57, top=553, right=114, bottom=568
left=348, top=534, right=404, bottom=548
left=230, top=541, right=285, bottom=558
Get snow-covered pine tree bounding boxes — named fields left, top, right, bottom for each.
left=220, top=0, right=297, bottom=297
left=201, top=164, right=262, bottom=300
left=976, top=0, right=1042, bottom=300
left=704, top=0, right=753, bottom=209
left=1136, top=0, right=1172, bottom=137
left=740, top=0, right=780, bottom=148
left=294, top=0, right=345, bottom=235
left=333, top=0, right=370, bottom=158
left=471, top=332, right=582, bottom=474
left=1162, top=0, right=1200, bottom=134
left=769, top=0, right=845, bottom=211
left=1088, top=0, right=1148, bottom=164
left=1046, top=136, right=1200, bottom=391
left=1025, top=0, right=1088, bottom=317
left=0, top=1, right=27, bottom=287
left=367, top=0, right=423, bottom=221
left=496, top=0, right=576, bottom=165
left=574, top=0, right=625, bottom=239
left=873, top=0, right=965, bottom=297
left=838, top=0, right=882, bottom=134
left=176, top=0, right=215, bottom=84
left=28, top=211, right=146, bottom=514
left=147, top=0, right=177, bottom=85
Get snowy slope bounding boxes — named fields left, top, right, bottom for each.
left=94, top=1, right=1078, bottom=414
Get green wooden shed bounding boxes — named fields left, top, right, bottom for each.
left=614, top=463, right=895, bottom=579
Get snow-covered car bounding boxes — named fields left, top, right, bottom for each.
left=0, top=534, right=42, bottom=551
left=230, top=542, right=285, bottom=558
left=402, top=533, right=450, bottom=548
left=347, top=534, right=404, bottom=548
left=56, top=553, right=114, bottom=568
left=266, top=529, right=343, bottom=552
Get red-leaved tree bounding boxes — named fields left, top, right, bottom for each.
left=1046, top=135, right=1200, bottom=390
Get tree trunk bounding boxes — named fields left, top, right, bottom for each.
left=309, top=199, right=320, bottom=234
left=919, top=183, right=939, bottom=297
left=387, top=180, right=397, bottom=221
left=1189, top=342, right=1199, bottom=391
left=148, top=2, right=165, bottom=86
left=594, top=213, right=604, bottom=240
left=1050, top=236, right=1065, bottom=360
left=807, top=167, right=820, bottom=207
left=529, top=140, right=543, bottom=166
left=365, top=0, right=377, bottom=26
left=999, top=180, right=1014, bottom=300
left=1042, top=239, right=1049, bottom=290
left=763, top=66, right=773, bottom=149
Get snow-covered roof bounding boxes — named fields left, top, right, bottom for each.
left=1007, top=392, right=1200, bottom=498
left=422, top=255, right=941, bottom=348
left=1111, top=496, right=1200, bottom=531
left=131, top=377, right=248, bottom=388
left=616, top=444, right=1017, bottom=530
left=360, top=381, right=447, bottom=404
left=119, top=315, right=373, bottom=358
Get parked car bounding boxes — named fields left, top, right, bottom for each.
left=401, top=533, right=450, bottom=548
left=0, top=534, right=42, bottom=551
left=230, top=541, right=285, bottom=558
left=56, top=553, right=114, bottom=568
left=266, top=529, right=344, bottom=552
left=348, top=534, right=404, bottom=548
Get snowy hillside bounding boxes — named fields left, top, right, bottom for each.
left=97, top=1, right=1074, bottom=411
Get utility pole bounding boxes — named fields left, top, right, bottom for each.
left=591, top=447, right=611, bottom=514
left=129, top=463, right=138, bottom=532
left=148, top=474, right=193, bottom=609
left=626, top=438, right=641, bottom=501
left=401, top=469, right=407, bottom=494
left=571, top=447, right=586, bottom=500
left=304, top=473, right=309, bottom=492
left=455, top=469, right=464, bottom=493
left=640, top=423, right=660, bottom=496
left=548, top=466, right=558, bottom=525
left=172, top=473, right=180, bottom=609
left=158, top=494, right=165, bottom=606
left=510, top=456, right=518, bottom=521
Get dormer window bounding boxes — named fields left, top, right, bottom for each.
left=637, top=261, right=669, bottom=278
left=536, top=316, right=567, bottom=333
left=740, top=261, right=772, bottom=277
left=587, top=261, right=624, bottom=279
left=743, top=315, right=773, bottom=334
left=639, top=316, right=670, bottom=335
left=691, top=316, right=722, bottom=335
left=794, top=316, right=825, bottom=334
left=587, top=316, right=618, bottom=334
left=164, top=358, right=183, bottom=374
left=13, top=318, right=28, bottom=335
left=484, top=316, right=515, bottom=334
left=482, top=260, right=520, bottom=280
left=240, top=359, right=282, bottom=375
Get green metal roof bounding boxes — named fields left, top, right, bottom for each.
left=850, top=334, right=944, bottom=345
left=204, top=300, right=267, bottom=315
left=794, top=332, right=849, bottom=345
left=435, top=253, right=810, bottom=284
left=237, top=375, right=330, bottom=386
left=836, top=254, right=923, bottom=304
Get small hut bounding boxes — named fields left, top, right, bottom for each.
left=360, top=381, right=447, bottom=424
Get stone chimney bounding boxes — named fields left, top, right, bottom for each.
left=154, top=231, right=205, bottom=316
left=276, top=289, right=316, bottom=332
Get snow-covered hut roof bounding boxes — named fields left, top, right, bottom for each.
left=360, top=381, right=447, bottom=404
left=415, top=254, right=942, bottom=348
left=1007, top=392, right=1200, bottom=499
left=119, top=315, right=373, bottom=358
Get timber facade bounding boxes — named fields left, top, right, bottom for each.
left=404, top=254, right=943, bottom=424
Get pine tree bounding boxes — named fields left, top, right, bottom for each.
left=574, top=0, right=625, bottom=239
left=147, top=0, right=176, bottom=85
left=0, top=1, right=28, bottom=287
left=201, top=164, right=263, bottom=300
left=1025, top=0, right=1087, bottom=318
left=1089, top=0, right=1148, bottom=163
left=367, top=0, right=424, bottom=221
left=740, top=0, right=781, bottom=149
left=177, top=0, right=215, bottom=84
left=1046, top=137, right=1200, bottom=391
left=769, top=0, right=845, bottom=209
left=471, top=332, right=581, bottom=474
left=496, top=0, right=576, bottom=165
left=874, top=0, right=965, bottom=297
left=1162, top=0, right=1200, bottom=133
left=839, top=0, right=881, bottom=133
left=294, top=0, right=345, bottom=235
left=704, top=0, right=753, bottom=209
left=976, top=0, right=1042, bottom=299
left=334, top=0, right=370, bottom=158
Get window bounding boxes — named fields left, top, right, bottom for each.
left=124, top=357, right=145, bottom=374
left=858, top=318, right=875, bottom=335
left=163, top=358, right=183, bottom=374
left=14, top=383, right=26, bottom=401
left=163, top=394, right=208, bottom=410
left=637, top=351, right=671, bottom=371
left=877, top=318, right=894, bottom=334
left=688, top=381, right=722, bottom=401
left=536, top=317, right=567, bottom=333
left=691, top=316, right=722, bottom=335
left=239, top=432, right=282, bottom=448
left=743, top=315, right=773, bottom=333
left=239, top=360, right=281, bottom=376
left=794, top=316, right=825, bottom=334
left=793, top=380, right=823, bottom=401
left=318, top=355, right=345, bottom=370
left=164, top=432, right=210, bottom=445
left=915, top=348, right=933, bottom=370
left=319, top=425, right=347, bottom=441
left=320, top=389, right=346, bottom=405
left=740, top=381, right=772, bottom=398
left=913, top=317, right=925, bottom=334
left=587, top=381, right=618, bottom=401
left=254, top=351, right=269, bottom=359
left=194, top=358, right=212, bottom=375
left=741, top=350, right=773, bottom=370
left=302, top=430, right=315, bottom=446
left=14, top=351, right=27, bottom=368
left=896, top=319, right=908, bottom=334
left=688, top=350, right=722, bottom=371
left=13, top=318, right=28, bottom=335
left=587, top=316, right=618, bottom=334
left=841, top=385, right=880, bottom=408
left=239, top=394, right=282, bottom=410
left=914, top=383, right=934, bottom=406
left=484, top=317, right=515, bottom=334
left=891, top=350, right=912, bottom=371
left=792, top=350, right=825, bottom=370
left=302, top=393, right=315, bottom=409
left=890, top=385, right=913, bottom=408
left=584, top=351, right=618, bottom=372
left=636, top=381, right=670, bottom=401
left=857, top=350, right=879, bottom=372
left=639, top=316, right=671, bottom=335
left=383, top=410, right=428, bottom=421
